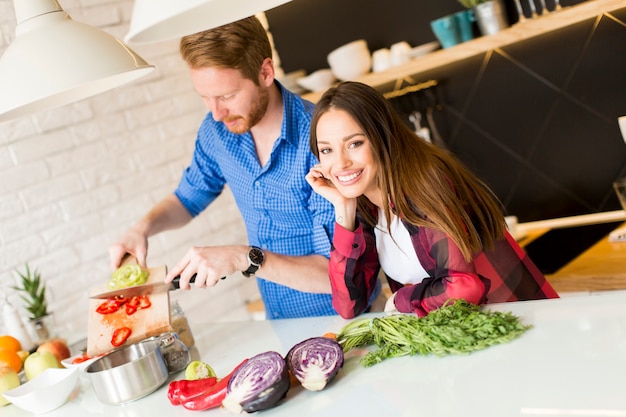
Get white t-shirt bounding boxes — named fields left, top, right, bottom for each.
left=374, top=209, right=428, bottom=284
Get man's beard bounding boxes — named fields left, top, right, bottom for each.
left=223, top=87, right=270, bottom=134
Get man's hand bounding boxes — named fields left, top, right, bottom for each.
left=109, top=227, right=149, bottom=269
left=165, top=245, right=249, bottom=289
left=109, top=194, right=193, bottom=270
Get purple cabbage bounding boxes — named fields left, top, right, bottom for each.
left=223, top=351, right=290, bottom=413
left=286, top=336, right=344, bottom=391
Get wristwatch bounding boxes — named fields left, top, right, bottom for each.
left=242, top=246, right=264, bottom=277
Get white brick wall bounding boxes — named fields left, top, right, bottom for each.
left=0, top=0, right=261, bottom=344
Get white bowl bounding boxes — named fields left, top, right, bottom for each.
left=61, top=353, right=102, bottom=372
left=3, top=367, right=79, bottom=414
left=296, top=69, right=336, bottom=92
left=327, top=39, right=372, bottom=81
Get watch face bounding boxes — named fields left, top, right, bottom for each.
left=249, top=247, right=264, bottom=266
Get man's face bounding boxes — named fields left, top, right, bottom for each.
left=190, top=66, right=269, bottom=134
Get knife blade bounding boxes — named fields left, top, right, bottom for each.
left=90, top=275, right=196, bottom=299
left=90, top=273, right=227, bottom=300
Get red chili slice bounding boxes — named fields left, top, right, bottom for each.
left=71, top=353, right=91, bottom=364
left=137, top=295, right=151, bottom=309
left=125, top=304, right=138, bottom=315
left=111, top=327, right=132, bottom=347
left=124, top=296, right=151, bottom=315
left=96, top=299, right=123, bottom=315
left=127, top=296, right=140, bottom=308
left=114, top=295, right=129, bottom=305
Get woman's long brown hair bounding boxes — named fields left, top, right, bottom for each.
left=310, top=82, right=506, bottom=261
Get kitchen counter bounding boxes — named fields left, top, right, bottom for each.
left=301, top=0, right=625, bottom=103
left=516, top=210, right=626, bottom=293
left=5, top=290, right=626, bottom=416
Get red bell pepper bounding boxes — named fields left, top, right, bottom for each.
left=111, top=327, right=132, bottom=347
left=125, top=295, right=151, bottom=315
left=167, top=377, right=218, bottom=406
left=182, top=359, right=248, bottom=411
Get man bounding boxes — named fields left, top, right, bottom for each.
left=109, top=16, right=338, bottom=319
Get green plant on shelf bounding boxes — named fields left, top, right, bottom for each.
left=458, top=0, right=490, bottom=8
left=12, top=263, right=49, bottom=320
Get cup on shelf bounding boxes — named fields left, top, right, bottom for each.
left=430, top=15, right=461, bottom=49
left=454, top=9, right=475, bottom=42
left=372, top=48, right=392, bottom=73
left=390, top=41, right=411, bottom=67
left=474, top=0, right=509, bottom=36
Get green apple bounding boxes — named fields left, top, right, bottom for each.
left=0, top=366, right=20, bottom=406
left=24, top=351, right=59, bottom=381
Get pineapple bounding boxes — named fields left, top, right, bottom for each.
left=12, top=263, right=48, bottom=320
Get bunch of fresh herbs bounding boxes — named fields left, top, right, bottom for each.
left=336, top=299, right=531, bottom=367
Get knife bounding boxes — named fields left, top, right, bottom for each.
left=90, top=275, right=196, bottom=299
left=90, top=273, right=226, bottom=300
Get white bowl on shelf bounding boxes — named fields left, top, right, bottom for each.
left=327, top=39, right=372, bottom=81
left=296, top=69, right=336, bottom=92
left=3, top=367, right=79, bottom=414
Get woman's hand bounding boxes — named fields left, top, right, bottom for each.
left=306, top=165, right=348, bottom=207
left=306, top=165, right=358, bottom=231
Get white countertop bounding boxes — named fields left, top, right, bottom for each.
left=5, top=291, right=626, bottom=416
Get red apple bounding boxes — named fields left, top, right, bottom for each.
left=0, top=366, right=20, bottom=406
left=24, top=351, right=59, bottom=380
left=37, top=338, right=71, bottom=366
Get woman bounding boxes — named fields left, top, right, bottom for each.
left=306, top=82, right=558, bottom=319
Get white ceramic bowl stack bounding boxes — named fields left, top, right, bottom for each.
left=327, top=39, right=372, bottom=81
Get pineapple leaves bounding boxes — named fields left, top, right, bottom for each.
left=12, top=263, right=49, bottom=320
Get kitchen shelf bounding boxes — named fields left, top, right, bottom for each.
left=301, top=0, right=624, bottom=103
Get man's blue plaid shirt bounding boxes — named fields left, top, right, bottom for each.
left=174, top=82, right=337, bottom=319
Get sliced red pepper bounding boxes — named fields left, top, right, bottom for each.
left=71, top=352, right=91, bottom=364
left=125, top=303, right=137, bottom=315
left=111, top=327, right=132, bottom=347
left=95, top=296, right=129, bottom=315
left=137, top=295, right=151, bottom=309
left=96, top=299, right=123, bottom=314
left=167, top=377, right=218, bottom=406
left=114, top=295, right=129, bottom=305
left=125, top=296, right=151, bottom=315
left=127, top=296, right=140, bottom=308
left=182, top=359, right=248, bottom=411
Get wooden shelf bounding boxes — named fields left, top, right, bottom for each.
left=301, top=0, right=624, bottom=103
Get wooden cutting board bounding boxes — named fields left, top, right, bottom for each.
left=87, top=264, right=173, bottom=357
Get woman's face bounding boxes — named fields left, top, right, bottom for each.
left=315, top=109, right=379, bottom=201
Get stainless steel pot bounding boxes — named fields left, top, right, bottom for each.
left=84, top=338, right=168, bottom=405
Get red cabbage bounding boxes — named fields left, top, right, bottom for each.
left=222, top=351, right=290, bottom=413
left=286, top=336, right=344, bottom=391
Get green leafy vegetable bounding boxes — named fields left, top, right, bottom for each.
left=108, top=264, right=149, bottom=289
left=336, top=299, right=531, bottom=367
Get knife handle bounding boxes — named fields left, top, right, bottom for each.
left=171, top=273, right=226, bottom=289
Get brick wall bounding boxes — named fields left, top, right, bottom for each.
left=0, top=0, right=261, bottom=344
